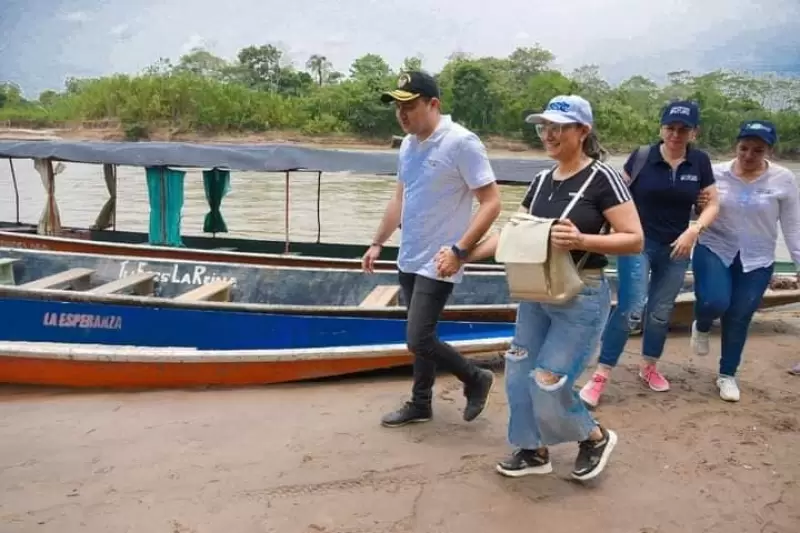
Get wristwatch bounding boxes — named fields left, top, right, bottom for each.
left=451, top=244, right=469, bottom=260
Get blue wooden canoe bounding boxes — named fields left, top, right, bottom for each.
left=0, top=287, right=513, bottom=388
left=1, top=246, right=798, bottom=389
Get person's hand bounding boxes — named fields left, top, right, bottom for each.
left=361, top=244, right=382, bottom=273
left=670, top=226, right=699, bottom=259
left=435, top=246, right=461, bottom=277
left=550, top=219, right=584, bottom=250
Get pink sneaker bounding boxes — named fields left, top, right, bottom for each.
left=579, top=373, right=608, bottom=407
left=639, top=363, right=670, bottom=392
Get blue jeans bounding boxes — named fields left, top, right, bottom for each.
left=505, top=274, right=610, bottom=448
left=692, top=244, right=774, bottom=377
left=598, top=238, right=690, bottom=367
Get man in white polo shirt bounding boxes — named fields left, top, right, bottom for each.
left=362, top=70, right=502, bottom=428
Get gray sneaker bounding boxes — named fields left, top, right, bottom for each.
left=380, top=402, right=432, bottom=428
left=463, top=368, right=494, bottom=422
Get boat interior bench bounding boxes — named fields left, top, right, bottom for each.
left=359, top=284, right=401, bottom=307
left=20, top=268, right=94, bottom=291
left=174, top=280, right=234, bottom=302
left=88, top=272, right=157, bottom=296
left=0, top=258, right=18, bottom=285
left=0, top=226, right=35, bottom=233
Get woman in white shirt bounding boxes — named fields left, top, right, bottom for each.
left=692, top=120, right=800, bottom=401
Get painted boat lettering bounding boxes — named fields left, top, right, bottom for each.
left=43, top=312, right=122, bottom=330
left=118, top=260, right=238, bottom=286
left=0, top=238, right=49, bottom=250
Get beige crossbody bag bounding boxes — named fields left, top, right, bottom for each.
left=495, top=167, right=602, bottom=304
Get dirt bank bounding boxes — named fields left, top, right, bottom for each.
left=0, top=310, right=798, bottom=533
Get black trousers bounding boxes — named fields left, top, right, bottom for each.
left=398, top=271, right=481, bottom=407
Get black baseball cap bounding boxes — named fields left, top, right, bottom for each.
left=380, top=71, right=440, bottom=103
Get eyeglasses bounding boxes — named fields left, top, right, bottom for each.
left=535, top=123, right=566, bottom=137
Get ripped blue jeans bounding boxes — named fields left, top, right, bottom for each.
left=505, top=274, right=611, bottom=448
left=598, top=238, right=690, bottom=367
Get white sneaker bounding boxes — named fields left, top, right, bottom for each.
left=716, top=376, right=740, bottom=402
left=691, top=321, right=710, bottom=355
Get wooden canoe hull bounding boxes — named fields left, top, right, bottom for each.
left=0, top=246, right=517, bottom=316
left=0, top=338, right=510, bottom=389
left=0, top=286, right=514, bottom=388
left=0, top=226, right=503, bottom=272
left=4, top=226, right=799, bottom=277
left=2, top=247, right=799, bottom=329
left=0, top=291, right=515, bottom=350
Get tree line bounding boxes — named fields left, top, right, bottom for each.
left=1, top=44, right=799, bottom=157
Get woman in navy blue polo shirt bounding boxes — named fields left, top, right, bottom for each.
left=691, top=120, right=800, bottom=401
left=580, top=100, right=720, bottom=407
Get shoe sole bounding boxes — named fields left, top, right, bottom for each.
left=571, top=429, right=618, bottom=482
left=464, top=370, right=494, bottom=422
left=380, top=416, right=432, bottom=428
left=496, top=462, right=553, bottom=477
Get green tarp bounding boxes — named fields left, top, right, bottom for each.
left=145, top=166, right=185, bottom=247
left=202, top=168, right=230, bottom=234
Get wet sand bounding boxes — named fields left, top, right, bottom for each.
left=0, top=312, right=798, bottom=533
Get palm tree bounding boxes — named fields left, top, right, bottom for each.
left=306, top=54, right=333, bottom=86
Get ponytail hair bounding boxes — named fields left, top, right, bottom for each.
left=582, top=130, right=609, bottom=162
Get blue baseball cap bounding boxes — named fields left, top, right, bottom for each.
left=737, top=120, right=778, bottom=146
left=525, top=95, right=593, bottom=126
left=661, top=100, right=700, bottom=128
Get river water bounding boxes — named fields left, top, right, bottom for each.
left=1, top=153, right=799, bottom=262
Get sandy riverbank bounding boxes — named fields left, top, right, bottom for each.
left=0, top=310, right=797, bottom=533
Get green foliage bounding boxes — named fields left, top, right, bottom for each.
left=2, top=44, right=799, bottom=157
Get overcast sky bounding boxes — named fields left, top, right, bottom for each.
left=2, top=0, right=799, bottom=98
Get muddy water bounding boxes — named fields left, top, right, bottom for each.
left=1, top=154, right=799, bottom=261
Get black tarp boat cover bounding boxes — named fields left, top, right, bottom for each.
left=0, top=139, right=552, bottom=184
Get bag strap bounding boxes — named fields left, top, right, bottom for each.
left=528, top=164, right=602, bottom=270
left=558, top=166, right=600, bottom=220
left=525, top=169, right=551, bottom=214
left=527, top=164, right=599, bottom=218
left=627, top=144, right=651, bottom=188
left=571, top=169, right=602, bottom=270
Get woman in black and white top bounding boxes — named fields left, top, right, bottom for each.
left=458, top=95, right=643, bottom=482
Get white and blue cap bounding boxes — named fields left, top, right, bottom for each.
left=525, top=95, right=594, bottom=126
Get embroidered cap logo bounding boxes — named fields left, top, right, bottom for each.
left=669, top=106, right=692, bottom=116
left=398, top=73, right=411, bottom=89
left=746, top=122, right=772, bottom=132
left=547, top=100, right=571, bottom=112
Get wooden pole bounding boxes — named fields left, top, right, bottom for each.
left=8, top=159, right=19, bottom=224
left=316, top=171, right=322, bottom=243
left=284, top=171, right=290, bottom=254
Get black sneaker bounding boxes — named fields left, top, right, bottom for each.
left=496, top=448, right=553, bottom=477
left=380, top=401, right=432, bottom=428
left=463, top=368, right=494, bottom=422
left=571, top=426, right=618, bottom=481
